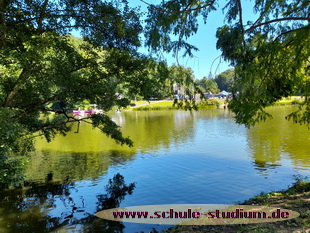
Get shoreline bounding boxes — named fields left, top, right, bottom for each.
left=121, top=97, right=304, bottom=112
left=163, top=180, right=310, bottom=233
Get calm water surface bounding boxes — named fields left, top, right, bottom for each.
left=0, top=106, right=309, bottom=232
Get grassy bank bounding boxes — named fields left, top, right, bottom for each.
left=133, top=101, right=176, bottom=110
left=123, top=97, right=303, bottom=111
left=274, top=97, right=305, bottom=106
left=129, top=100, right=224, bottom=111
left=163, top=179, right=310, bottom=233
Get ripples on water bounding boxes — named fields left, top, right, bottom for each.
left=0, top=107, right=309, bottom=232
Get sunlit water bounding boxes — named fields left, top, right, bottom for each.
left=0, top=107, right=309, bottom=232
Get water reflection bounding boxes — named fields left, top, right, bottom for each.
left=25, top=150, right=136, bottom=183
left=35, top=111, right=195, bottom=154
left=32, top=108, right=309, bottom=181
left=30, top=111, right=196, bottom=182
left=1, top=107, right=309, bottom=232
left=247, top=106, right=310, bottom=174
left=0, top=174, right=135, bottom=233
left=79, top=174, right=135, bottom=233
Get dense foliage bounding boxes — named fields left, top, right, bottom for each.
left=195, top=76, right=219, bottom=94
left=1, top=0, right=309, bottom=188
left=0, top=0, right=173, bottom=188
left=214, top=68, right=234, bottom=92
left=144, top=0, right=310, bottom=127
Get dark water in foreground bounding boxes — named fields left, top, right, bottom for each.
left=0, top=107, right=309, bottom=232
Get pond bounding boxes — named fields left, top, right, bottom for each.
left=0, top=106, right=309, bottom=232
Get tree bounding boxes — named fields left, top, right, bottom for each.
left=196, top=76, right=219, bottom=93
left=195, top=76, right=208, bottom=92
left=214, top=68, right=234, bottom=92
left=112, top=55, right=170, bottom=100
left=144, top=0, right=310, bottom=127
left=205, top=79, right=219, bottom=94
left=0, top=0, right=170, bottom=188
left=169, top=64, right=195, bottom=95
left=168, top=64, right=202, bottom=109
left=119, top=63, right=195, bottom=101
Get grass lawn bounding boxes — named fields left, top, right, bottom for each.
left=274, top=97, right=305, bottom=106
left=122, top=97, right=304, bottom=112
left=128, top=99, right=225, bottom=111
left=145, top=101, right=174, bottom=107
left=132, top=100, right=178, bottom=111
left=131, top=100, right=150, bottom=104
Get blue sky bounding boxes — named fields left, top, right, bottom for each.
left=72, top=0, right=258, bottom=80
left=133, top=0, right=258, bottom=80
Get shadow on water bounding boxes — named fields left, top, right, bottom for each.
left=0, top=173, right=135, bottom=233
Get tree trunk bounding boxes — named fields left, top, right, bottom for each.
left=4, top=68, right=30, bottom=107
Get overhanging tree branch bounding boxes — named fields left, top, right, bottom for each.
left=8, top=14, right=85, bottom=24
left=272, top=26, right=309, bottom=43
left=0, top=0, right=6, bottom=25
left=140, top=0, right=216, bottom=14
left=245, top=17, right=310, bottom=33
left=236, top=0, right=246, bottom=48
left=37, top=0, right=49, bottom=33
